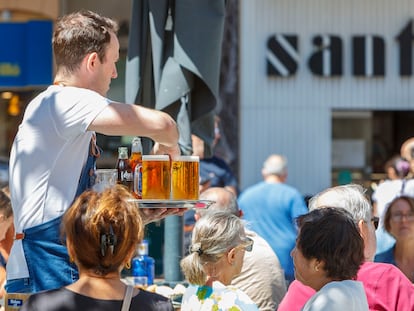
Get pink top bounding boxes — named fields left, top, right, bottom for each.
left=278, top=261, right=414, bottom=311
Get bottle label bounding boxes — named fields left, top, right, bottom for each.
left=121, top=171, right=133, bottom=182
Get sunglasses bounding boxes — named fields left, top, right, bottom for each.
left=239, top=237, right=254, bottom=252
left=371, top=216, right=379, bottom=230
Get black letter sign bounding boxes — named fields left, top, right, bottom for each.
left=266, top=34, right=299, bottom=77
left=308, top=35, right=342, bottom=76
left=397, top=20, right=414, bottom=76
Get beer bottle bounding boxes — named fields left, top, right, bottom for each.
left=116, top=147, right=133, bottom=192
left=130, top=137, right=143, bottom=199
left=129, top=136, right=142, bottom=172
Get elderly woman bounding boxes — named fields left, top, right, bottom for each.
left=291, top=207, right=368, bottom=311
left=180, top=211, right=258, bottom=310
left=375, top=195, right=414, bottom=282
left=20, top=185, right=173, bottom=311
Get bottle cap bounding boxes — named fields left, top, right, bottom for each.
left=138, top=240, right=149, bottom=255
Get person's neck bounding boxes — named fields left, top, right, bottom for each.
left=264, top=175, right=283, bottom=183
left=394, top=240, right=414, bottom=263
left=53, top=74, right=80, bottom=88
left=66, top=271, right=129, bottom=300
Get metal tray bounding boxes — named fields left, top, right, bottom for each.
left=128, top=199, right=214, bottom=209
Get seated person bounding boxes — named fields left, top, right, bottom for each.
left=21, top=185, right=173, bottom=311
left=292, top=207, right=368, bottom=311
left=375, top=195, right=414, bottom=282
left=278, top=184, right=414, bottom=311
left=180, top=211, right=258, bottom=310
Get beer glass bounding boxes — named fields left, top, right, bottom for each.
left=137, top=155, right=171, bottom=199
left=171, top=155, right=199, bottom=200
left=92, top=169, right=117, bottom=192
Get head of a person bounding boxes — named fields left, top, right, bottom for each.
left=62, top=185, right=143, bottom=276
left=261, top=154, right=288, bottom=181
left=384, top=156, right=410, bottom=180
left=180, top=211, right=253, bottom=285
left=291, top=207, right=364, bottom=291
left=400, top=137, right=414, bottom=174
left=383, top=195, right=414, bottom=242
left=196, top=187, right=241, bottom=220
left=0, top=186, right=13, bottom=242
left=308, top=184, right=376, bottom=261
left=53, top=10, right=119, bottom=95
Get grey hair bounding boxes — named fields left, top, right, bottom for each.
left=308, top=184, right=372, bottom=223
left=262, top=154, right=287, bottom=176
left=197, top=187, right=240, bottom=217
left=180, top=211, right=245, bottom=285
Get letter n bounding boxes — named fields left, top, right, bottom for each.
left=353, top=36, right=385, bottom=77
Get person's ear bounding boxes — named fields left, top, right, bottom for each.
left=227, top=247, right=237, bottom=265
left=358, top=219, right=369, bottom=242
left=66, top=240, right=76, bottom=262
left=86, top=52, right=99, bottom=71
left=312, top=259, right=324, bottom=273
left=194, top=213, right=201, bottom=222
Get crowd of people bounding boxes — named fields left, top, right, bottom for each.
left=2, top=8, right=414, bottom=311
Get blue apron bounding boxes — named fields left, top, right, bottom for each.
left=7, top=138, right=100, bottom=293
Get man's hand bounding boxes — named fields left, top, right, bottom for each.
left=151, top=143, right=181, bottom=159
left=140, top=208, right=187, bottom=225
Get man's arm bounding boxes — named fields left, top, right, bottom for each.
left=89, top=102, right=180, bottom=157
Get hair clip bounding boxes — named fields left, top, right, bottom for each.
left=191, top=243, right=203, bottom=256
left=100, top=224, right=117, bottom=256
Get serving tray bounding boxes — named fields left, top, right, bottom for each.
left=128, top=199, right=214, bottom=209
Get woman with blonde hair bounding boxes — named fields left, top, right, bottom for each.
left=180, top=211, right=258, bottom=310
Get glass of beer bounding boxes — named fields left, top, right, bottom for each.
left=138, top=155, right=171, bottom=199
left=171, top=155, right=199, bottom=200
left=92, top=169, right=117, bottom=192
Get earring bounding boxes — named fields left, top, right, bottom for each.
left=125, top=261, right=131, bottom=269
left=69, top=257, right=74, bottom=263
left=314, top=266, right=319, bottom=271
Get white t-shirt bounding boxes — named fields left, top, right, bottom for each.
left=372, top=179, right=414, bottom=221
left=302, top=280, right=368, bottom=311
left=8, top=85, right=110, bottom=280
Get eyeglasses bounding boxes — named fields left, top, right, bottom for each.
left=371, top=216, right=379, bottom=230
left=390, top=212, right=414, bottom=222
left=238, top=237, right=254, bottom=252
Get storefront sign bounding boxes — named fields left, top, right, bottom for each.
left=267, top=20, right=414, bottom=78
left=0, top=20, right=52, bottom=87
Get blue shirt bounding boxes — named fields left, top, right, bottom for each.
left=374, top=245, right=396, bottom=266
left=200, top=156, right=238, bottom=192
left=238, top=181, right=308, bottom=281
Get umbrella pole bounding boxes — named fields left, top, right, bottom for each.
left=163, top=215, right=184, bottom=284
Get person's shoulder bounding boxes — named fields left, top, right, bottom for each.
left=358, top=261, right=412, bottom=284
left=374, top=246, right=395, bottom=264
left=137, top=288, right=172, bottom=302
left=225, top=285, right=259, bottom=310
left=209, top=156, right=230, bottom=166
left=278, top=280, right=315, bottom=311
left=240, top=181, right=266, bottom=193
left=20, top=288, right=71, bottom=310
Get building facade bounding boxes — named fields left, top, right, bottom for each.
left=239, top=0, right=414, bottom=196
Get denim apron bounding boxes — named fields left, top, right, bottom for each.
left=7, top=136, right=101, bottom=293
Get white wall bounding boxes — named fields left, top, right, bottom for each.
left=239, top=0, right=414, bottom=195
